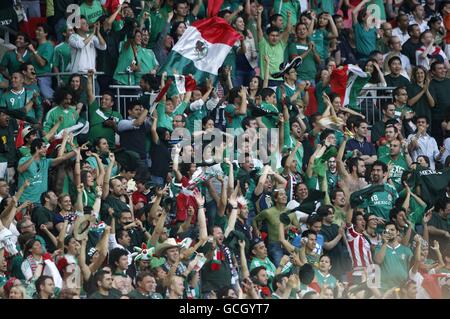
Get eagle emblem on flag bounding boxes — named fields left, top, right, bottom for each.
left=194, top=40, right=208, bottom=61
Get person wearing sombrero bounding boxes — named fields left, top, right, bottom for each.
left=155, top=238, right=187, bottom=277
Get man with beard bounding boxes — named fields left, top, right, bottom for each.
left=367, top=161, right=399, bottom=228
left=250, top=266, right=271, bottom=298
left=374, top=222, right=413, bottom=291
left=379, top=139, right=412, bottom=190
left=326, top=157, right=338, bottom=193
left=212, top=225, right=239, bottom=286
left=100, top=178, right=131, bottom=224
left=337, top=137, right=368, bottom=192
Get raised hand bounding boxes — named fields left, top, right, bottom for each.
left=193, top=188, right=205, bottom=206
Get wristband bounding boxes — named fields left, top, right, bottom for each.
left=232, top=206, right=238, bottom=210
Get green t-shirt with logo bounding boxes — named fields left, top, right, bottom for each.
left=52, top=42, right=72, bottom=83
left=367, top=183, right=399, bottom=222
left=32, top=41, right=54, bottom=75
left=88, top=101, right=122, bottom=150
left=156, top=101, right=188, bottom=132
left=18, top=156, right=53, bottom=203
left=379, top=154, right=409, bottom=190
left=314, top=269, right=337, bottom=289
left=0, top=88, right=41, bottom=121
left=287, top=42, right=317, bottom=81
left=394, top=104, right=414, bottom=119
left=374, top=243, right=413, bottom=290
left=79, top=0, right=104, bottom=25
left=250, top=257, right=277, bottom=282
left=310, top=28, right=328, bottom=62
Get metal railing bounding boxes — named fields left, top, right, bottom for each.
left=357, top=86, right=395, bottom=126
left=34, top=72, right=396, bottom=122
left=0, top=25, right=18, bottom=45
left=108, top=85, right=141, bottom=117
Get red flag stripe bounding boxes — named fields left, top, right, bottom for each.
left=191, top=16, right=242, bottom=46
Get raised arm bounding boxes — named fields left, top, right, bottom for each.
left=239, top=240, right=250, bottom=279
left=352, top=0, right=369, bottom=25
left=102, top=153, right=115, bottom=199
left=224, top=185, right=240, bottom=238
left=256, top=5, right=264, bottom=42
left=281, top=11, right=292, bottom=43
left=262, top=55, right=270, bottom=88
left=194, top=189, right=208, bottom=242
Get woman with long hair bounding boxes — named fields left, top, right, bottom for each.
left=407, top=66, right=435, bottom=121
left=309, top=12, right=338, bottom=67
left=113, top=29, right=144, bottom=85
left=233, top=15, right=257, bottom=87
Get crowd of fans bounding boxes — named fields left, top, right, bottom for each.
left=0, top=0, right=449, bottom=299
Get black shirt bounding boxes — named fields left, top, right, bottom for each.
left=385, top=74, right=410, bottom=88
left=402, top=38, right=421, bottom=66
left=320, top=223, right=352, bottom=278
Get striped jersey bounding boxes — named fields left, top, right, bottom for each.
left=346, top=224, right=373, bottom=268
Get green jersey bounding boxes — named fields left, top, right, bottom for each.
left=353, top=23, right=377, bottom=58
left=31, top=41, right=54, bottom=75
left=52, top=42, right=72, bottom=83
left=113, top=45, right=138, bottom=85
left=394, top=104, right=414, bottom=119
left=18, top=156, right=53, bottom=203
left=274, top=0, right=299, bottom=29
left=310, top=29, right=328, bottom=62
left=260, top=102, right=279, bottom=128
left=87, top=101, right=122, bottom=150
left=43, top=105, right=79, bottom=134
left=377, top=144, right=390, bottom=158
left=186, top=102, right=208, bottom=133
left=379, top=154, right=409, bottom=190
left=374, top=243, right=413, bottom=290
left=284, top=124, right=304, bottom=173
left=137, top=47, right=159, bottom=77
left=0, top=49, right=32, bottom=74
left=79, top=0, right=104, bottom=25
left=0, top=88, right=41, bottom=121
left=250, top=257, right=277, bottom=282
left=156, top=101, right=188, bottom=131
left=287, top=42, right=317, bottom=81
left=314, top=269, right=337, bottom=289
left=367, top=183, right=399, bottom=221
left=224, top=103, right=246, bottom=134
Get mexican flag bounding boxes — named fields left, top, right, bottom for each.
left=330, top=64, right=370, bottom=111
left=159, top=16, right=242, bottom=85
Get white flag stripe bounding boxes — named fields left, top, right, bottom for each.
left=174, top=75, right=186, bottom=94
left=173, top=26, right=232, bottom=76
